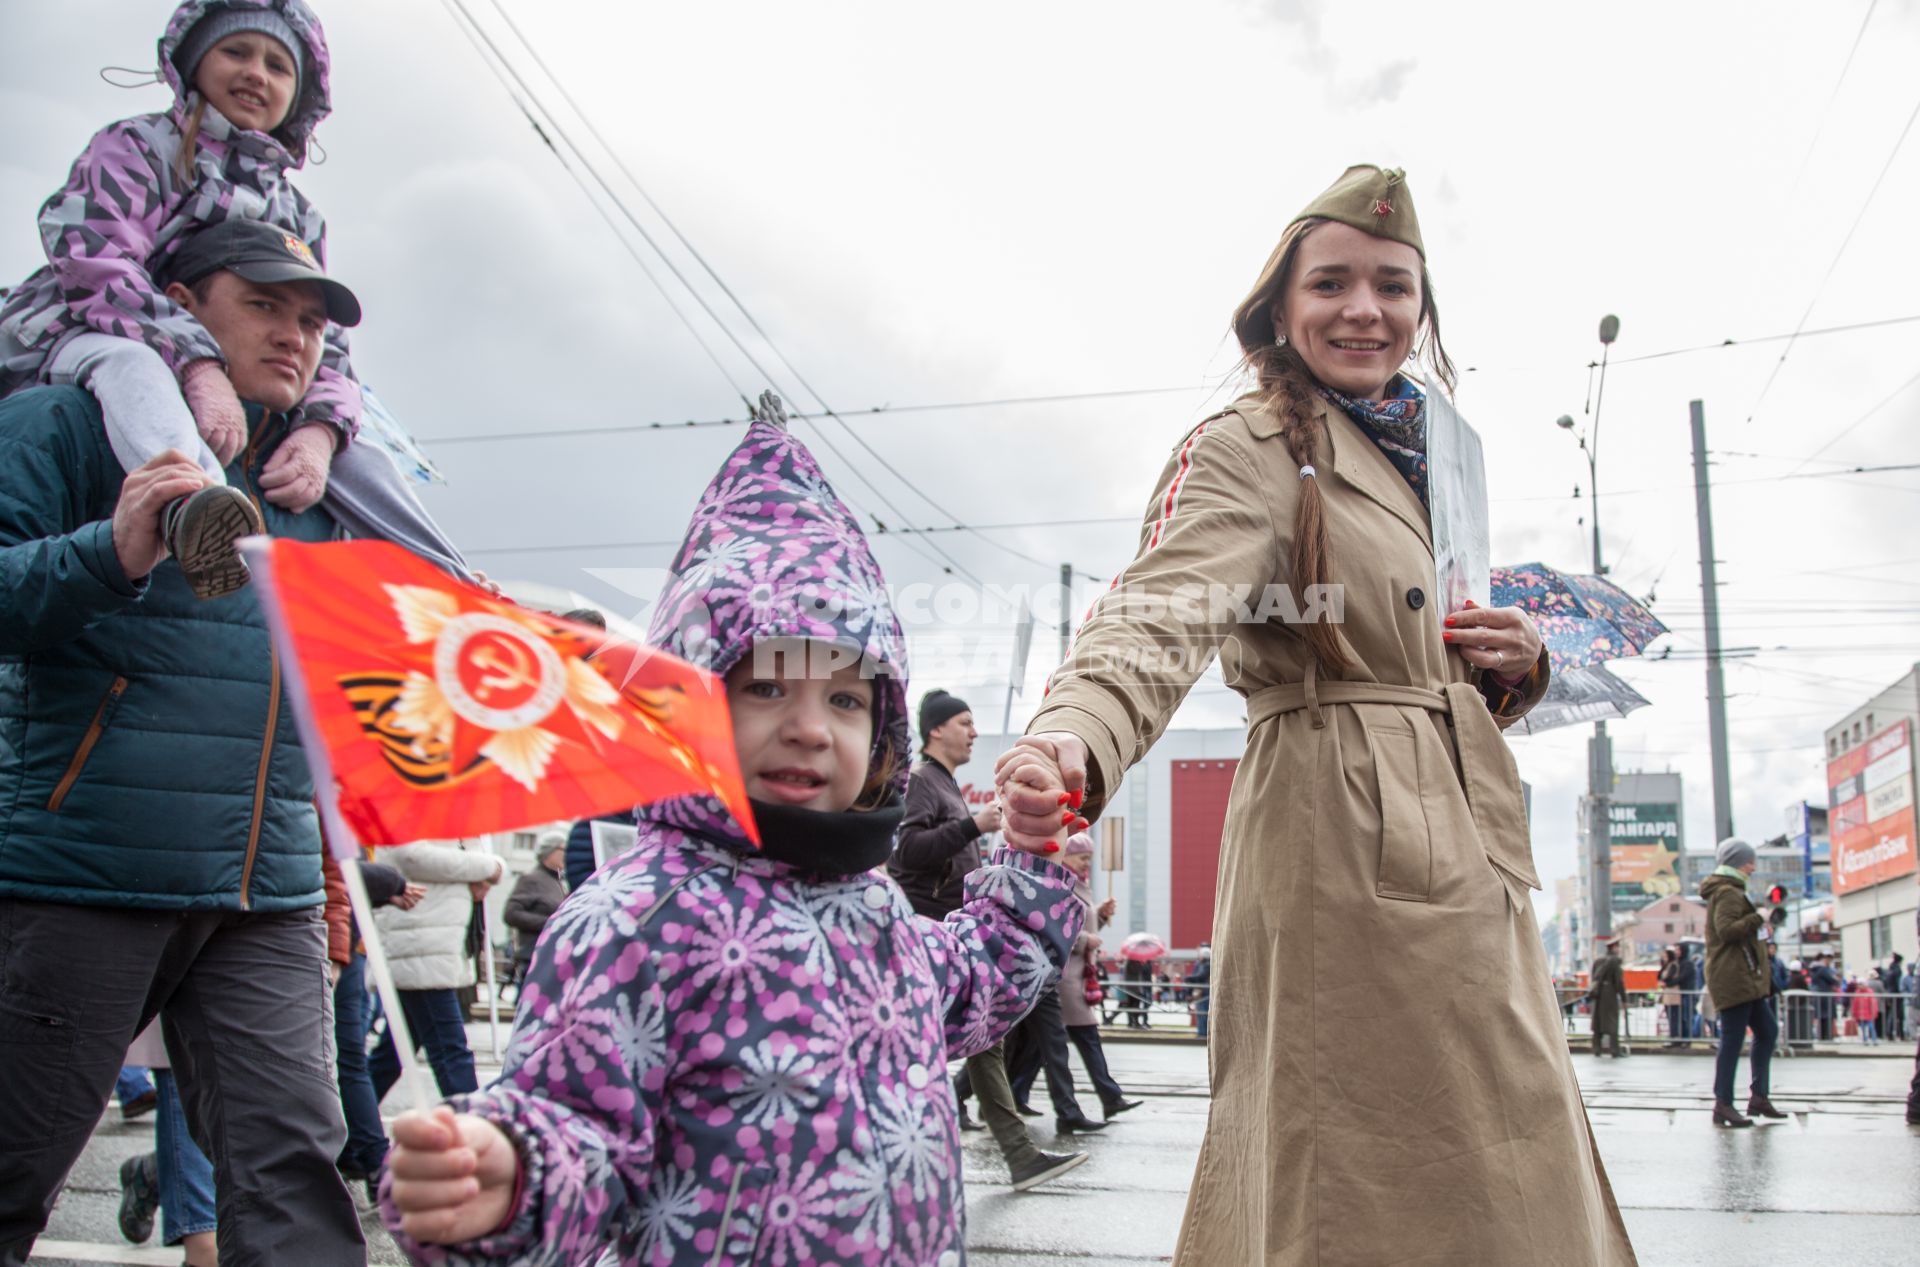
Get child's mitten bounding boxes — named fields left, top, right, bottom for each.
left=181, top=359, right=246, bottom=465
left=259, top=422, right=335, bottom=511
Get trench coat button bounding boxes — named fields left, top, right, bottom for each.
left=938, top=1254, right=960, bottom=1267
left=1406, top=586, right=1426, bottom=610
left=906, top=1062, right=930, bottom=1089
left=863, top=883, right=890, bottom=909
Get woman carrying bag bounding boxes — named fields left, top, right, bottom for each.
left=996, top=166, right=1635, bottom=1265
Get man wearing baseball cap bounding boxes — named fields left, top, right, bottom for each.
left=0, top=219, right=368, bottom=1260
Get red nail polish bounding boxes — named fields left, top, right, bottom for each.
left=1073, top=817, right=1090, bottom=832
left=1061, top=810, right=1075, bottom=825
left=1443, top=616, right=1457, bottom=627
left=1068, top=789, right=1084, bottom=809
left=1043, top=843, right=1060, bottom=854
left=1056, top=792, right=1071, bottom=806
left=1442, top=632, right=1455, bottom=642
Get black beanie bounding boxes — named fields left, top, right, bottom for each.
left=918, top=689, right=971, bottom=741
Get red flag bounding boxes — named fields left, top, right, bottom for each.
left=244, top=539, right=756, bottom=851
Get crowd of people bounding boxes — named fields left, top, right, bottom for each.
left=1577, top=838, right=1920, bottom=1131
left=5, top=4, right=1919, bottom=1265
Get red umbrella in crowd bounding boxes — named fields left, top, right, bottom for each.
left=1122, top=931, right=1168, bottom=962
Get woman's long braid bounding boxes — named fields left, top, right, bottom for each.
left=1263, top=348, right=1352, bottom=674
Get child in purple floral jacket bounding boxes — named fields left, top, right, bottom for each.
left=0, top=1, right=469, bottom=595
left=382, top=395, right=1084, bottom=1267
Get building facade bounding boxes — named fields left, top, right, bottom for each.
left=1822, top=663, right=1920, bottom=969
left=1618, top=893, right=1707, bottom=962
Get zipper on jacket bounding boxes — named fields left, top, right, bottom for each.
left=47, top=676, right=129, bottom=811
left=709, top=1165, right=749, bottom=1267
left=236, top=417, right=283, bottom=911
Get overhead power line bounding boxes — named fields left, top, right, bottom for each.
left=436, top=0, right=997, bottom=587
left=1779, top=1, right=1879, bottom=209
left=1745, top=77, right=1920, bottom=423
left=413, top=313, right=1920, bottom=449
left=469, top=0, right=1052, bottom=588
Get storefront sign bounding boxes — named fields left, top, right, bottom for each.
left=1867, top=773, right=1912, bottom=823
left=1609, top=801, right=1682, bottom=908
left=1832, top=806, right=1917, bottom=895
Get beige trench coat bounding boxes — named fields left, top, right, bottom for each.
left=1028, top=392, right=1636, bottom=1266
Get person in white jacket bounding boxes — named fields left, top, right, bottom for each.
left=368, top=842, right=504, bottom=1100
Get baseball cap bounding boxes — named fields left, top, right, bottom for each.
left=160, top=219, right=361, bottom=326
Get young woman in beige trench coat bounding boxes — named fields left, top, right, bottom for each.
left=997, top=166, right=1637, bottom=1266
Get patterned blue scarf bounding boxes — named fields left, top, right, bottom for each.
left=1318, top=376, right=1428, bottom=510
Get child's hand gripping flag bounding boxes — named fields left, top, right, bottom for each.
left=241, top=538, right=757, bottom=851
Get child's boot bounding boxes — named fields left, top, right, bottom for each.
left=163, top=485, right=263, bottom=599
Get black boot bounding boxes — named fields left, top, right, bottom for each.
left=1712, top=1101, right=1753, bottom=1128
left=1102, top=1097, right=1143, bottom=1119
left=1745, top=1094, right=1789, bottom=1120
left=1055, top=1114, right=1108, bottom=1134
left=162, top=485, right=264, bottom=599
left=117, top=1153, right=159, bottom=1243
left=1009, top=1148, right=1087, bottom=1192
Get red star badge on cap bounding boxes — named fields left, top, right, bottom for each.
left=1372, top=198, right=1393, bottom=217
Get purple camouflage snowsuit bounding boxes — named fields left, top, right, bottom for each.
left=383, top=407, right=1083, bottom=1267
left=0, top=0, right=360, bottom=437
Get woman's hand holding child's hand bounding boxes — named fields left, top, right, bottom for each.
left=388, top=1106, right=518, bottom=1245
left=993, top=732, right=1092, bottom=857
left=181, top=359, right=246, bottom=465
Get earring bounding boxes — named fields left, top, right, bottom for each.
left=1274, top=334, right=1289, bottom=349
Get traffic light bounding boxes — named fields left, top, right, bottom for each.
left=1766, top=884, right=1788, bottom=927
left=1766, top=884, right=1786, bottom=905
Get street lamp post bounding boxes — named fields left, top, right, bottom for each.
left=1560, top=315, right=1620, bottom=960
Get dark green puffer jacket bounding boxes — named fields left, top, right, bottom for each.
left=1701, top=871, right=1770, bottom=1010
left=0, top=386, right=339, bottom=911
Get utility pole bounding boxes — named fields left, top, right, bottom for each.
left=1565, top=315, right=1620, bottom=956
left=1689, top=400, right=1735, bottom=842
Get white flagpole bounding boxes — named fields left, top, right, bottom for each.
left=242, top=539, right=435, bottom=1113
left=479, top=883, right=501, bottom=1060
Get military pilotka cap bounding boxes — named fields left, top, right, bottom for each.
left=159, top=219, right=362, bottom=327
left=1289, top=164, right=1424, bottom=259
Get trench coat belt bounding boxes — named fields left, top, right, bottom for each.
left=1244, top=675, right=1448, bottom=732
left=1243, top=666, right=1542, bottom=892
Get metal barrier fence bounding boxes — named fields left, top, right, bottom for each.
left=1096, top=978, right=1212, bottom=1034
left=1086, top=980, right=1919, bottom=1046
left=1554, top=986, right=1918, bottom=1048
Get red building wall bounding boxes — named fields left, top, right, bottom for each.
left=1170, top=759, right=1238, bottom=948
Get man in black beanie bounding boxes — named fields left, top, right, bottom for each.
left=891, top=689, right=1086, bottom=1190
left=891, top=690, right=998, bottom=916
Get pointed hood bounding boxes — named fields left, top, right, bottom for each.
left=644, top=393, right=911, bottom=850
left=159, top=0, right=332, bottom=166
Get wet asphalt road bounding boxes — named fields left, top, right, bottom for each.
left=28, top=1029, right=1920, bottom=1265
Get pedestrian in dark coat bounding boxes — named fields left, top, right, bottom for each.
left=1810, top=955, right=1840, bottom=1040
left=501, top=831, right=567, bottom=981
left=562, top=809, right=636, bottom=891
left=1907, top=909, right=1920, bottom=1124
left=1587, top=940, right=1628, bottom=1057
left=1701, top=838, right=1785, bottom=1127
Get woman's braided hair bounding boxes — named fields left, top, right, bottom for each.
left=1227, top=217, right=1457, bottom=676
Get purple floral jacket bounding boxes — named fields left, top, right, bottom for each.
left=0, top=0, right=360, bottom=438
left=383, top=407, right=1083, bottom=1265
left=386, top=831, right=1080, bottom=1267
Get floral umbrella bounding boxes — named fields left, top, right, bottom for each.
left=1504, top=662, right=1654, bottom=737
left=1121, top=931, right=1168, bottom=962
left=1490, top=562, right=1667, bottom=673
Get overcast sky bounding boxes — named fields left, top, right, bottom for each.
left=5, top=0, right=1917, bottom=911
